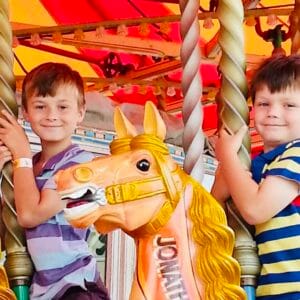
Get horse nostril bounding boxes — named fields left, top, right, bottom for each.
left=73, top=167, right=94, bottom=182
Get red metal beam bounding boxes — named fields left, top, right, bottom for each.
left=135, top=0, right=179, bottom=3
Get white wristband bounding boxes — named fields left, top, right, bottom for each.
left=12, top=158, right=33, bottom=170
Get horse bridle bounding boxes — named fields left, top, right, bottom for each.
left=107, top=134, right=187, bottom=236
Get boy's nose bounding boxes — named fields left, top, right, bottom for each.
left=46, top=108, right=58, bottom=120
left=267, top=105, right=280, bottom=118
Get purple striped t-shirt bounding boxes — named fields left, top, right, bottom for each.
left=26, top=144, right=99, bottom=300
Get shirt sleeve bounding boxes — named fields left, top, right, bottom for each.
left=265, top=141, right=300, bottom=184
left=43, top=176, right=56, bottom=190
left=43, top=150, right=95, bottom=190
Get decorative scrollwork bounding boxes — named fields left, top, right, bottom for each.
left=99, top=52, right=134, bottom=78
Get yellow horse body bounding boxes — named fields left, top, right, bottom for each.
left=0, top=255, right=16, bottom=300
left=55, top=102, right=246, bottom=300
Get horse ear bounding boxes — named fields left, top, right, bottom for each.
left=143, top=101, right=166, bottom=140
left=114, top=106, right=138, bottom=138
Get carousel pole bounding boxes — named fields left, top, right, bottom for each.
left=217, top=0, right=260, bottom=299
left=0, top=2, right=33, bottom=300
left=179, top=0, right=204, bottom=182
left=289, top=0, right=300, bottom=54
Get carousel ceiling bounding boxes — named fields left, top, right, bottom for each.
left=10, top=0, right=295, bottom=152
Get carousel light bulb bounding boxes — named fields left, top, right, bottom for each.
left=30, top=33, right=42, bottom=46
left=52, top=31, right=62, bottom=43
left=12, top=36, right=19, bottom=48
left=139, top=23, right=150, bottom=37
left=117, top=24, right=128, bottom=36
left=153, top=86, right=161, bottom=96
left=203, top=17, right=214, bottom=29
left=166, top=86, right=176, bottom=97
left=96, top=26, right=106, bottom=38
left=124, top=84, right=133, bottom=94
left=74, top=29, right=85, bottom=40
left=109, top=82, right=119, bottom=93
left=160, top=22, right=171, bottom=35
left=245, top=16, right=257, bottom=27
left=139, top=85, right=148, bottom=95
left=267, top=14, right=277, bottom=26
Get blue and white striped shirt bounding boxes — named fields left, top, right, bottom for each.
left=251, top=139, right=300, bottom=300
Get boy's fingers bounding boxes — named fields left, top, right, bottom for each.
left=0, top=116, right=17, bottom=129
left=0, top=109, right=17, bottom=124
left=218, top=127, right=230, bottom=138
left=218, top=125, right=248, bottom=145
left=0, top=156, right=12, bottom=169
left=236, top=125, right=248, bottom=138
left=0, top=145, right=8, bottom=151
left=0, top=154, right=12, bottom=161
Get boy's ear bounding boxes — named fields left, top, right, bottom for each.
left=22, top=107, right=29, bottom=121
left=77, top=105, right=86, bottom=124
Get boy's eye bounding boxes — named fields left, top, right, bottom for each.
left=257, top=102, right=268, bottom=107
left=285, top=103, right=295, bottom=108
left=35, top=105, right=45, bottom=109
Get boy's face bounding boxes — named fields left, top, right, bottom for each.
left=253, top=84, right=300, bottom=152
left=22, top=84, right=85, bottom=146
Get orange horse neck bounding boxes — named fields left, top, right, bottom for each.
left=131, top=188, right=203, bottom=300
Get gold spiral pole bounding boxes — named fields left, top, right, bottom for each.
left=179, top=0, right=204, bottom=182
left=217, top=0, right=260, bottom=295
left=0, top=2, right=33, bottom=299
left=289, top=0, right=300, bottom=54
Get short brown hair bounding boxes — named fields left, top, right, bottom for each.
left=22, top=62, right=85, bottom=110
left=250, top=54, right=300, bottom=102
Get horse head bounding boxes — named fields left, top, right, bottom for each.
left=56, top=101, right=185, bottom=236
left=55, top=101, right=246, bottom=299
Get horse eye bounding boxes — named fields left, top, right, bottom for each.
left=136, top=159, right=150, bottom=172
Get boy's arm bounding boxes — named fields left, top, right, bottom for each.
left=216, top=126, right=299, bottom=225
left=13, top=167, right=65, bottom=227
left=210, top=165, right=230, bottom=208
left=0, top=110, right=65, bottom=228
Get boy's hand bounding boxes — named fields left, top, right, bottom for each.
left=215, top=125, right=248, bottom=162
left=211, top=165, right=231, bottom=205
left=0, top=110, right=31, bottom=159
left=0, top=141, right=12, bottom=170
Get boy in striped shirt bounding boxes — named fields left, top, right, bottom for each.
left=0, top=63, right=109, bottom=299
left=212, top=54, right=300, bottom=299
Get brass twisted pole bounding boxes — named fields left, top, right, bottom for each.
left=289, top=0, right=300, bottom=54
left=179, top=0, right=204, bottom=182
left=0, top=1, right=33, bottom=299
left=217, top=0, right=260, bottom=296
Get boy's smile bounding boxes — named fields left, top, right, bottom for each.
left=254, top=85, right=300, bottom=152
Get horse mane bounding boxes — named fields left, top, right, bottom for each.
left=111, top=132, right=246, bottom=299
left=186, top=175, right=246, bottom=299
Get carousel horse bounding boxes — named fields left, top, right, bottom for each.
left=0, top=270, right=16, bottom=300
left=0, top=250, right=16, bottom=300
left=55, top=101, right=246, bottom=300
